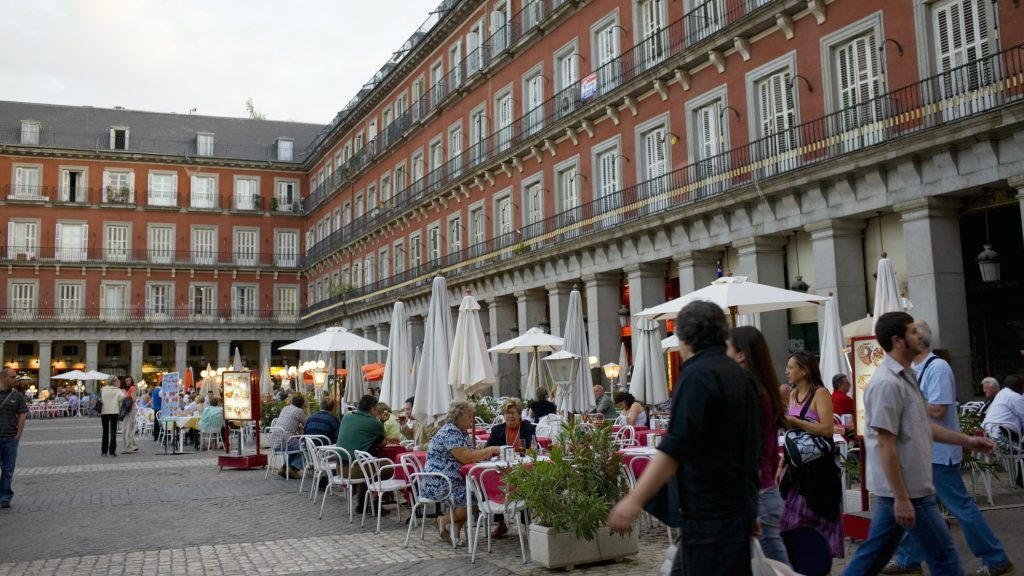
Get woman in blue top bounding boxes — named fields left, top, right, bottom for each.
left=420, top=400, right=501, bottom=544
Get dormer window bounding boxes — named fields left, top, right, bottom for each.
left=277, top=138, right=294, bottom=162
left=20, top=121, right=40, bottom=145
left=110, top=127, right=129, bottom=150
left=197, top=132, right=214, bottom=156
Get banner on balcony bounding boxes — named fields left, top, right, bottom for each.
left=580, top=73, right=598, bottom=101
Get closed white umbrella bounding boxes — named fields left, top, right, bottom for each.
left=380, top=301, right=413, bottom=408
left=639, top=275, right=828, bottom=324
left=449, top=291, right=495, bottom=400
left=413, top=276, right=454, bottom=424
left=279, top=326, right=388, bottom=353
left=345, top=351, right=366, bottom=404
left=488, top=327, right=564, bottom=400
left=232, top=347, right=242, bottom=371
left=259, top=357, right=271, bottom=395
left=872, top=253, right=905, bottom=333
left=618, top=342, right=630, bottom=381
left=629, top=318, right=669, bottom=405
left=818, top=296, right=850, bottom=393
left=410, top=345, right=422, bottom=396
left=560, top=287, right=595, bottom=414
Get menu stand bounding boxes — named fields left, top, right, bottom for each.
left=218, top=371, right=267, bottom=470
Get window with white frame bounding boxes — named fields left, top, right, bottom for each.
left=341, top=265, right=351, bottom=288
left=189, top=283, right=216, bottom=318
left=110, top=127, right=129, bottom=150
left=639, top=123, right=668, bottom=212
left=191, top=226, right=217, bottom=265
left=593, top=18, right=621, bottom=93
left=55, top=221, right=88, bottom=262
left=429, top=140, right=444, bottom=186
left=428, top=224, right=442, bottom=262
left=380, top=174, right=392, bottom=205
left=378, top=247, right=389, bottom=282
left=467, top=21, right=484, bottom=75
left=104, top=223, right=129, bottom=262
left=555, top=161, right=581, bottom=239
left=395, top=163, right=407, bottom=193
left=638, top=0, right=667, bottom=68
left=148, top=172, right=177, bottom=206
left=495, top=194, right=514, bottom=238
left=343, top=201, right=352, bottom=226
left=492, top=2, right=510, bottom=53
left=412, top=152, right=425, bottom=188
left=449, top=42, right=463, bottom=89
left=368, top=119, right=378, bottom=153
left=821, top=18, right=886, bottom=153
left=355, top=193, right=365, bottom=219
left=393, top=240, right=405, bottom=276
left=687, top=89, right=728, bottom=193
left=932, top=0, right=995, bottom=119
left=305, top=229, right=315, bottom=252
left=685, top=0, right=723, bottom=43
left=333, top=208, right=341, bottom=231
left=449, top=125, right=463, bottom=177
left=523, top=180, right=544, bottom=226
left=235, top=177, right=258, bottom=210
left=523, top=69, right=544, bottom=135
left=103, top=170, right=134, bottom=204
left=234, top=228, right=258, bottom=266
left=367, top=184, right=378, bottom=214
left=431, top=60, right=445, bottom=104
left=554, top=45, right=580, bottom=120
left=59, top=167, right=86, bottom=203
left=352, top=261, right=363, bottom=289
left=277, top=138, right=294, bottom=161
left=497, top=92, right=514, bottom=151
left=7, top=220, right=39, bottom=259
left=412, top=76, right=425, bottom=121
left=409, top=232, right=423, bottom=269
left=594, top=142, right=621, bottom=222
left=148, top=224, right=175, bottom=263
left=470, top=107, right=487, bottom=165
left=447, top=214, right=462, bottom=257
left=100, top=282, right=128, bottom=321
left=56, top=282, right=84, bottom=319
left=191, top=175, right=217, bottom=209
left=12, top=166, right=41, bottom=199
left=20, top=121, right=40, bottom=145
left=523, top=0, right=543, bottom=31
left=276, top=230, right=298, bottom=267
left=749, top=59, right=798, bottom=176
left=275, top=180, right=297, bottom=211
left=364, top=254, right=375, bottom=286
left=316, top=221, right=325, bottom=243
left=232, top=285, right=257, bottom=320
left=197, top=133, right=214, bottom=156
left=275, top=286, right=298, bottom=320
left=9, top=281, right=37, bottom=319
left=469, top=204, right=485, bottom=256
left=145, top=282, right=173, bottom=319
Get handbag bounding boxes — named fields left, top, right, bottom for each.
left=783, top=388, right=834, bottom=468
left=118, top=396, right=133, bottom=420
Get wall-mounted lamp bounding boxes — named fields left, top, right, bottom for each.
left=720, top=105, right=741, bottom=122
left=790, top=74, right=814, bottom=93
left=617, top=304, right=630, bottom=328
left=661, top=133, right=681, bottom=145
left=608, top=24, right=629, bottom=35
left=881, top=38, right=904, bottom=57
left=977, top=204, right=1000, bottom=282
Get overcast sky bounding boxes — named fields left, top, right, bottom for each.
left=0, top=0, right=438, bottom=125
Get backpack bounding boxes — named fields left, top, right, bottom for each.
left=119, top=396, right=134, bottom=420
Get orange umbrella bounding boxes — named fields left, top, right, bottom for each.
left=362, top=363, right=385, bottom=382
left=183, top=367, right=194, bottom=393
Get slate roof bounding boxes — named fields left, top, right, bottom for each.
left=0, top=100, right=325, bottom=164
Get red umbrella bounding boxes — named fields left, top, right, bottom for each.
left=183, top=367, right=194, bottom=393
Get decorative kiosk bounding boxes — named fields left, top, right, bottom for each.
left=218, top=371, right=267, bottom=470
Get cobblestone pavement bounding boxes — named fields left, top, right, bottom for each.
left=2, top=418, right=1022, bottom=575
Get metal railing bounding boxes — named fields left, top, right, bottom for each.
left=0, top=307, right=302, bottom=325
left=1, top=245, right=302, bottom=268
left=299, top=43, right=1024, bottom=317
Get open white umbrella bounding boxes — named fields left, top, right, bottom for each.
left=489, top=327, right=564, bottom=400
left=872, top=253, right=905, bottom=333
left=52, top=370, right=90, bottom=380
left=280, top=326, right=388, bottom=354
left=818, top=296, right=850, bottom=392
left=843, top=315, right=874, bottom=342
left=380, top=301, right=413, bottom=408
left=413, top=276, right=454, bottom=424
left=345, top=351, right=366, bottom=403
left=639, top=276, right=828, bottom=324
left=449, top=291, right=495, bottom=400
left=661, top=334, right=680, bottom=352
left=629, top=318, right=669, bottom=405
left=560, top=287, right=595, bottom=414
left=83, top=370, right=112, bottom=381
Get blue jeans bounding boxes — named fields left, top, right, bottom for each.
left=0, top=437, right=18, bottom=503
left=758, top=487, right=791, bottom=565
left=842, top=495, right=962, bottom=576
left=286, top=438, right=303, bottom=470
left=895, top=463, right=1009, bottom=570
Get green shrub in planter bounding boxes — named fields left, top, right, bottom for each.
left=503, top=419, right=627, bottom=541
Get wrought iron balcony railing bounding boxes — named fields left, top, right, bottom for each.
left=1, top=245, right=301, bottom=268
left=0, top=307, right=301, bottom=325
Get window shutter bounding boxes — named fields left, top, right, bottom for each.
left=55, top=223, right=62, bottom=258
left=128, top=172, right=135, bottom=197
left=6, top=222, right=12, bottom=258
left=81, top=223, right=88, bottom=254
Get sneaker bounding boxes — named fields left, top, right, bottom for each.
left=286, top=467, right=303, bottom=480
left=974, top=562, right=1016, bottom=576
left=879, top=563, right=923, bottom=575
left=109, top=453, right=117, bottom=457
left=1, top=501, right=11, bottom=509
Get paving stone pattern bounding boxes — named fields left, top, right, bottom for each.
left=2, top=418, right=1022, bottom=575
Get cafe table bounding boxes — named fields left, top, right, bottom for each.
left=159, top=415, right=200, bottom=454
left=459, top=455, right=540, bottom=559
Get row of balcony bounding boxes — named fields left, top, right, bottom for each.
left=2, top=246, right=299, bottom=268
left=301, top=44, right=1024, bottom=317
left=0, top=307, right=300, bottom=324
left=301, top=0, right=775, bottom=264
left=3, top=185, right=302, bottom=213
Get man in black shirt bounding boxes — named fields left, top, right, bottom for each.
left=1, top=368, right=30, bottom=509
left=609, top=301, right=760, bottom=575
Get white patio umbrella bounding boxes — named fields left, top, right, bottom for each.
left=52, top=370, right=90, bottom=380
left=279, top=326, right=388, bottom=354
left=629, top=317, right=669, bottom=405
left=843, top=315, right=874, bottom=342
left=380, top=301, right=413, bottom=408
left=345, top=351, right=366, bottom=404
left=259, top=357, right=271, bottom=395
left=410, top=346, right=422, bottom=396
left=661, top=334, right=680, bottom=352
left=488, top=327, right=564, bottom=401
left=560, top=287, right=595, bottom=414
left=82, top=370, right=112, bottom=381
left=413, top=276, right=454, bottom=424
left=638, top=275, right=828, bottom=324
left=618, top=342, right=630, bottom=381
left=872, top=253, right=905, bottom=333
left=449, top=291, right=495, bottom=400
left=818, top=296, right=851, bottom=392
left=232, top=347, right=242, bottom=371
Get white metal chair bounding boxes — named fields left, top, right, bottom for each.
left=466, top=464, right=528, bottom=564
left=199, top=425, right=223, bottom=451
left=264, top=426, right=303, bottom=480
left=358, top=457, right=412, bottom=534
left=612, top=413, right=628, bottom=426
left=405, top=471, right=456, bottom=548
left=983, top=422, right=1024, bottom=488
left=613, top=425, right=637, bottom=448
left=318, top=446, right=366, bottom=522
left=960, top=401, right=985, bottom=415
left=298, top=435, right=331, bottom=496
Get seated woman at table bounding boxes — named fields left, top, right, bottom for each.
left=613, top=391, right=648, bottom=428
left=421, top=400, right=502, bottom=545
left=484, top=398, right=536, bottom=539
left=376, top=402, right=403, bottom=444
left=197, top=397, right=225, bottom=449
left=528, top=388, right=557, bottom=421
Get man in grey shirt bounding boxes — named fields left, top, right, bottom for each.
left=843, top=312, right=995, bottom=576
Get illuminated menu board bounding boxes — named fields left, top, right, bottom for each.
left=851, top=336, right=884, bottom=437
left=222, top=372, right=253, bottom=421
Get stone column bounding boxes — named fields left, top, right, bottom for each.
left=377, top=323, right=390, bottom=363
left=898, top=198, right=971, bottom=397
left=130, top=340, right=144, bottom=382
left=735, top=236, right=789, bottom=371
left=675, top=251, right=720, bottom=295
left=408, top=315, right=425, bottom=353
left=583, top=273, right=620, bottom=387
left=626, top=263, right=667, bottom=362
left=217, top=339, right=231, bottom=369
left=38, top=340, right=53, bottom=389
left=807, top=219, right=868, bottom=324
left=487, top=296, right=519, bottom=397
left=259, top=339, right=273, bottom=367
left=85, top=339, right=99, bottom=372
left=516, top=289, right=548, bottom=387
left=174, top=339, right=188, bottom=377
left=545, top=282, right=573, bottom=338
left=363, top=326, right=377, bottom=364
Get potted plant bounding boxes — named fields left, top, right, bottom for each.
left=503, top=419, right=639, bottom=569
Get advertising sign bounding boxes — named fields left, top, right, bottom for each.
left=580, top=73, right=598, bottom=100
left=222, top=371, right=253, bottom=421
left=851, top=336, right=884, bottom=437
left=161, top=372, right=181, bottom=419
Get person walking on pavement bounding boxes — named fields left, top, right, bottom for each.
left=99, top=378, right=125, bottom=457
left=0, top=368, right=30, bottom=509
left=843, top=312, right=997, bottom=576
left=151, top=381, right=162, bottom=441
left=880, top=320, right=1014, bottom=576
left=120, top=375, right=139, bottom=453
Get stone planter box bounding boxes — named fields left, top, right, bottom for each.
left=528, top=524, right=640, bottom=569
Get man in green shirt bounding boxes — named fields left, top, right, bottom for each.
left=336, top=395, right=385, bottom=463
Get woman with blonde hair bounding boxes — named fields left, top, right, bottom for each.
left=420, top=400, right=502, bottom=544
